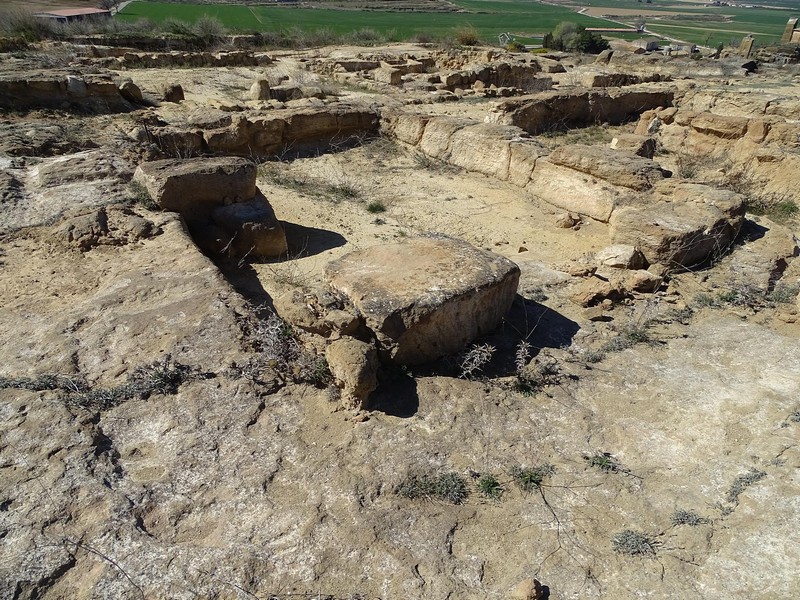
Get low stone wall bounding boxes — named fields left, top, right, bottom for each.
left=382, top=110, right=744, bottom=268
left=487, top=84, right=676, bottom=134
left=0, top=73, right=131, bottom=112
left=145, top=104, right=380, bottom=158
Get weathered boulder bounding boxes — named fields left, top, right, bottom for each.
left=198, top=104, right=379, bottom=156
left=274, top=289, right=363, bottom=337
left=132, top=157, right=257, bottom=220
left=547, top=145, right=668, bottom=191
left=208, top=193, right=287, bottom=259
left=55, top=205, right=158, bottom=251
left=610, top=133, right=656, bottom=158
left=447, top=123, right=536, bottom=180
left=325, top=234, right=520, bottom=365
left=118, top=78, right=143, bottom=104
left=610, top=183, right=746, bottom=268
left=595, top=244, right=646, bottom=270
left=691, top=113, right=749, bottom=139
left=0, top=72, right=130, bottom=112
left=270, top=83, right=304, bottom=102
left=326, top=337, right=380, bottom=409
left=511, top=578, right=545, bottom=600
left=526, top=159, right=624, bottom=223
left=569, top=277, right=627, bottom=307
left=373, top=67, right=402, bottom=85
left=247, top=78, right=271, bottom=101
left=163, top=83, right=184, bottom=103
left=624, top=269, right=662, bottom=293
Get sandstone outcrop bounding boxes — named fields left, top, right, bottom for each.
left=152, top=104, right=379, bottom=157
left=325, top=337, right=379, bottom=409
left=247, top=77, right=271, bottom=101
left=610, top=183, right=746, bottom=267
left=133, top=157, right=258, bottom=219
left=162, top=83, right=184, bottom=103
left=325, top=234, right=520, bottom=364
left=546, top=144, right=669, bottom=191
left=0, top=72, right=132, bottom=112
left=133, top=157, right=286, bottom=258
left=487, top=84, right=675, bottom=134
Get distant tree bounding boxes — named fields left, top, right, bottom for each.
left=574, top=28, right=611, bottom=53
left=546, top=23, right=609, bottom=54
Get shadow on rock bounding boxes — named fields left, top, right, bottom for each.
left=281, top=221, right=347, bottom=257
left=474, top=293, right=580, bottom=378
left=505, top=293, right=580, bottom=350
left=368, top=366, right=419, bottom=418
left=215, top=259, right=274, bottom=308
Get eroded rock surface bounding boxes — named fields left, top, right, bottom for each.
left=325, top=234, right=520, bottom=364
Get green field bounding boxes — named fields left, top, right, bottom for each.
left=117, top=0, right=795, bottom=47
left=117, top=0, right=602, bottom=42
left=568, top=0, right=792, bottom=45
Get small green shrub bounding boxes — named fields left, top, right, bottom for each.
left=612, top=530, right=657, bottom=556
left=478, top=474, right=503, bottom=500
left=510, top=464, right=554, bottom=492
left=718, top=282, right=763, bottom=308
left=454, top=24, right=479, bottom=46
left=506, top=40, right=527, bottom=53
left=767, top=283, right=800, bottom=304
left=348, top=27, right=382, bottom=44
left=599, top=321, right=653, bottom=355
left=694, top=292, right=722, bottom=308
left=584, top=452, right=621, bottom=474
left=193, top=14, right=226, bottom=42
left=128, top=181, right=157, bottom=210
left=366, top=201, right=386, bottom=213
left=584, top=349, right=606, bottom=364
left=398, top=471, right=469, bottom=504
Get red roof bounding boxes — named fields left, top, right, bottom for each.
left=35, top=8, right=111, bottom=17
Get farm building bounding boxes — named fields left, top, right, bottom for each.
left=34, top=8, right=112, bottom=24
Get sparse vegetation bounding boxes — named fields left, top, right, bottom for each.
left=67, top=356, right=198, bottom=412
left=514, top=355, right=560, bottom=397
left=251, top=311, right=331, bottom=386
left=477, top=474, right=503, bottom=500
left=584, top=452, right=622, bottom=474
left=366, top=201, right=386, bottom=213
left=128, top=181, right=157, bottom=211
left=398, top=471, right=469, bottom=504
left=671, top=509, right=710, bottom=527
left=454, top=24, right=480, bottom=46
left=459, top=343, right=495, bottom=379
left=0, top=373, right=86, bottom=393
left=612, top=530, right=658, bottom=557
left=767, top=283, right=800, bottom=305
left=585, top=319, right=654, bottom=363
left=1, top=358, right=197, bottom=412
left=510, top=464, right=555, bottom=492
left=695, top=280, right=799, bottom=311
left=726, top=469, right=766, bottom=504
